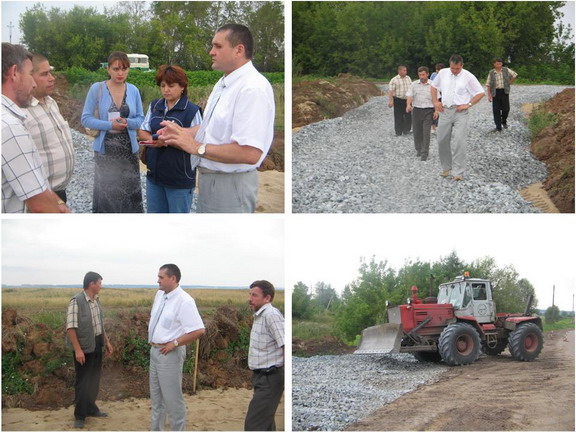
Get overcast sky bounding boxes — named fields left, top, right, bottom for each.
left=1, top=216, right=284, bottom=288
left=2, top=1, right=575, bottom=45
left=286, top=214, right=576, bottom=311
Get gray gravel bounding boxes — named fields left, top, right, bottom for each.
left=293, top=85, right=571, bottom=213
left=292, top=353, right=448, bottom=431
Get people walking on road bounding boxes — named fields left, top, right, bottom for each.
left=406, top=67, right=438, bottom=161
left=388, top=65, right=412, bottom=136
left=486, top=58, right=518, bottom=132
left=431, top=55, right=485, bottom=181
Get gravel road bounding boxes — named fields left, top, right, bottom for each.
left=292, top=353, right=448, bottom=431
left=293, top=85, right=571, bottom=213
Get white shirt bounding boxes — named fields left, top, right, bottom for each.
left=248, top=303, right=284, bottom=370
left=199, top=61, right=275, bottom=173
left=431, top=68, right=484, bottom=107
left=148, top=286, right=204, bottom=344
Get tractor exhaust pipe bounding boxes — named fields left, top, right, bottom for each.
left=524, top=294, right=533, bottom=316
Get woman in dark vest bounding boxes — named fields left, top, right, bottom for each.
left=139, top=65, right=202, bottom=212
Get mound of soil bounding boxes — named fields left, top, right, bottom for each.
left=293, top=74, right=382, bottom=129
left=292, top=335, right=354, bottom=357
left=52, top=74, right=284, bottom=172
left=2, top=306, right=253, bottom=411
left=529, top=88, right=575, bottom=213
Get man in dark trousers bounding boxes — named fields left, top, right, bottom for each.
left=66, top=272, right=113, bottom=429
left=388, top=65, right=413, bottom=136
left=245, top=280, right=284, bottom=431
left=486, top=58, right=518, bottom=131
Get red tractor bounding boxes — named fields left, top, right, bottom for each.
left=355, top=273, right=544, bottom=365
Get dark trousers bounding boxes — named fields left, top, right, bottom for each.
left=74, top=334, right=103, bottom=420
left=492, top=89, right=510, bottom=130
left=393, top=97, right=412, bottom=135
left=55, top=189, right=67, bottom=203
left=412, top=107, right=434, bottom=159
left=245, top=367, right=284, bottom=431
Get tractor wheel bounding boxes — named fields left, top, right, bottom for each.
left=438, top=322, right=481, bottom=366
left=508, top=322, right=544, bottom=362
left=481, top=338, right=508, bottom=356
left=413, top=351, right=442, bottom=362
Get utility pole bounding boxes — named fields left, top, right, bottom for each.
left=572, top=293, right=574, bottom=324
left=7, top=21, right=15, bottom=43
left=552, top=284, right=555, bottom=307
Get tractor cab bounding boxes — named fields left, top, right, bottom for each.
left=437, top=273, right=495, bottom=323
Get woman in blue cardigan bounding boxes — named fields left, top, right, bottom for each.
left=81, top=51, right=144, bottom=213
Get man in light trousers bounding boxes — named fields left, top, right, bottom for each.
left=148, top=264, right=205, bottom=431
left=431, top=55, right=484, bottom=181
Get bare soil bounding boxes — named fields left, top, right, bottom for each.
left=292, top=335, right=355, bottom=357
left=347, top=328, right=575, bottom=431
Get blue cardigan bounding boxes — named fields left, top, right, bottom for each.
left=81, top=81, right=144, bottom=154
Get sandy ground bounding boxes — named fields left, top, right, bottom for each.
left=519, top=181, right=560, bottom=213
left=347, top=328, right=575, bottom=431
left=256, top=170, right=285, bottom=213
left=2, top=388, right=284, bottom=431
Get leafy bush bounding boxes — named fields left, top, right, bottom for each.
left=121, top=332, right=150, bottom=371
left=545, top=305, right=561, bottom=324
left=528, top=109, right=558, bottom=139
left=2, top=351, right=33, bottom=395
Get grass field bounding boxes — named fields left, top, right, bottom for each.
left=2, top=287, right=284, bottom=327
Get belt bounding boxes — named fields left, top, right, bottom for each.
left=198, top=167, right=256, bottom=175
left=413, top=106, right=435, bottom=109
left=252, top=365, right=283, bottom=375
left=442, top=105, right=457, bottom=109
left=149, top=343, right=167, bottom=347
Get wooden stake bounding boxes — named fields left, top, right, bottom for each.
left=192, top=339, right=200, bottom=393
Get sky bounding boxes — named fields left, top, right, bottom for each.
left=2, top=1, right=575, bottom=45
left=1, top=216, right=285, bottom=288
left=286, top=214, right=576, bottom=311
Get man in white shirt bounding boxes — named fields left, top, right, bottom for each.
left=431, top=55, right=485, bottom=181
left=157, top=24, right=275, bottom=213
left=25, top=54, right=75, bottom=203
left=245, top=280, right=284, bottom=431
left=2, top=43, right=69, bottom=213
left=148, top=264, right=205, bottom=431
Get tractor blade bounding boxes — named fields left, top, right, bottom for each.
left=354, top=323, right=403, bottom=354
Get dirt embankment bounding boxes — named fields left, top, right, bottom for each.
left=1, top=306, right=253, bottom=411
left=347, top=328, right=575, bottom=431
left=292, top=74, right=382, bottom=129
left=292, top=335, right=355, bottom=357
left=52, top=74, right=284, bottom=172
left=525, top=88, right=575, bottom=213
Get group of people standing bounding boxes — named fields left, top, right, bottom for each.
left=2, top=23, right=275, bottom=214
left=66, top=268, right=284, bottom=430
left=388, top=55, right=518, bottom=180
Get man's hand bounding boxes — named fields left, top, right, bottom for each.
left=105, top=341, right=114, bottom=357
left=434, top=101, right=444, bottom=113
left=406, top=104, right=412, bottom=113
left=160, top=342, right=176, bottom=355
left=433, top=111, right=439, bottom=120
left=157, top=121, right=200, bottom=154
left=75, top=349, right=86, bottom=365
left=456, top=104, right=469, bottom=112
left=388, top=100, right=393, bottom=108
left=488, top=95, right=493, bottom=103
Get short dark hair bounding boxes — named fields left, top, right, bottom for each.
left=2, top=43, right=32, bottom=84
left=418, top=66, right=429, bottom=74
left=155, top=65, right=188, bottom=96
left=250, top=280, right=275, bottom=301
left=493, top=58, right=504, bottom=64
left=107, top=51, right=130, bottom=69
left=397, top=65, right=407, bottom=71
left=435, top=63, right=445, bottom=70
left=449, top=54, right=464, bottom=65
left=217, top=24, right=253, bottom=60
left=160, top=264, right=181, bottom=283
left=31, top=53, right=49, bottom=72
left=83, top=271, right=103, bottom=289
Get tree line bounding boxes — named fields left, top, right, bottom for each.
left=20, top=1, right=284, bottom=72
left=293, top=251, right=540, bottom=343
left=293, top=1, right=574, bottom=83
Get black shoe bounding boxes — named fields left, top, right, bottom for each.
left=492, top=128, right=502, bottom=132
left=421, top=156, right=428, bottom=161
left=74, top=419, right=85, bottom=428
left=91, top=411, right=108, bottom=418
left=503, top=123, right=508, bottom=129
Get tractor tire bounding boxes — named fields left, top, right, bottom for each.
left=413, top=351, right=442, bottom=362
left=438, top=322, right=481, bottom=366
left=508, top=322, right=544, bottom=362
left=481, top=338, right=508, bottom=356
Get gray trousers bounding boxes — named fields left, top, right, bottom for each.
left=437, top=107, right=470, bottom=176
left=197, top=169, right=258, bottom=213
left=412, top=107, right=434, bottom=158
left=150, top=346, right=186, bottom=431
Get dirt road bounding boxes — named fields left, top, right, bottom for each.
left=347, top=328, right=574, bottom=431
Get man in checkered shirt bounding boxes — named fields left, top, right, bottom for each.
left=1, top=43, right=69, bottom=213
left=245, top=280, right=284, bottom=431
left=388, top=65, right=413, bottom=136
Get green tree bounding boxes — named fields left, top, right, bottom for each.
left=312, top=282, right=339, bottom=310
left=292, top=282, right=313, bottom=319
left=545, top=305, right=561, bottom=323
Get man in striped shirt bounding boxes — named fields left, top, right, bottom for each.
left=245, top=280, right=284, bottom=431
left=25, top=54, right=75, bottom=203
left=388, top=65, right=413, bottom=136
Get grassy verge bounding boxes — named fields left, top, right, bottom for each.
left=543, top=317, right=575, bottom=332
left=293, top=313, right=336, bottom=340
left=528, top=108, right=558, bottom=139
